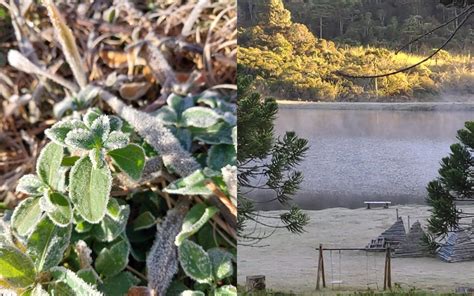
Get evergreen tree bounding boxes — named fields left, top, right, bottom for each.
left=427, top=121, right=474, bottom=236
left=237, top=71, right=309, bottom=245
left=258, top=0, right=292, bottom=28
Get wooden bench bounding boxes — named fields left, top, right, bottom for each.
left=364, top=201, right=391, bottom=209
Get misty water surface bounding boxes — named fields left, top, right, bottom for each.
left=252, top=103, right=473, bottom=210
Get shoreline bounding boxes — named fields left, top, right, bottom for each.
left=276, top=100, right=474, bottom=111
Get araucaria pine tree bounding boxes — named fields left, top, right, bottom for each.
left=427, top=121, right=474, bottom=237
left=237, top=72, right=309, bottom=245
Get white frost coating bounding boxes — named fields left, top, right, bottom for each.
left=65, top=128, right=95, bottom=150
left=104, top=131, right=129, bottom=150
left=221, top=165, right=237, bottom=202
left=90, top=115, right=110, bottom=144
left=146, top=206, right=187, bottom=295
left=16, top=174, right=44, bottom=196
left=178, top=239, right=212, bottom=283
left=45, top=119, right=86, bottom=146
left=49, top=266, right=103, bottom=296
left=74, top=240, right=92, bottom=269
left=96, top=88, right=200, bottom=177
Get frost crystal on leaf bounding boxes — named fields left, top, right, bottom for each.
left=65, top=128, right=95, bottom=150
left=146, top=203, right=187, bottom=295
left=104, top=131, right=129, bottom=150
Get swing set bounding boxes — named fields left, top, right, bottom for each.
left=315, top=244, right=392, bottom=291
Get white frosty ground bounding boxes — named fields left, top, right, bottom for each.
left=238, top=205, right=474, bottom=294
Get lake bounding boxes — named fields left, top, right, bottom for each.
left=252, top=102, right=474, bottom=210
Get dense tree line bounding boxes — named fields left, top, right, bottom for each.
left=238, top=0, right=473, bottom=101
left=239, top=0, right=473, bottom=53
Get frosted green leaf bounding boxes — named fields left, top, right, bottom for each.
left=77, top=268, right=100, bottom=285
left=106, top=198, right=121, bottom=221
left=98, top=271, right=139, bottom=296
left=36, top=142, right=64, bottom=189
left=16, top=174, right=44, bottom=196
left=95, top=239, right=129, bottom=277
left=182, top=107, right=221, bottom=128
left=40, top=192, right=72, bottom=227
left=154, top=106, right=178, bottom=124
left=214, top=285, right=237, bottom=296
left=0, top=244, right=36, bottom=288
left=11, top=197, right=42, bottom=236
left=178, top=239, right=212, bottom=284
left=92, top=204, right=129, bottom=242
left=45, top=119, right=87, bottom=146
left=0, top=221, right=13, bottom=246
left=103, top=131, right=129, bottom=150
left=175, top=204, right=219, bottom=246
left=180, top=291, right=205, bottom=296
left=90, top=115, right=110, bottom=144
left=49, top=266, right=103, bottom=296
left=192, top=122, right=234, bottom=145
left=69, top=156, right=111, bottom=223
left=132, top=211, right=156, bottom=231
left=89, top=148, right=105, bottom=169
left=108, top=144, right=145, bottom=181
left=108, top=115, right=123, bottom=132
left=65, top=129, right=95, bottom=150
left=83, top=108, right=101, bottom=128
left=208, top=248, right=233, bottom=280
left=165, top=170, right=212, bottom=196
left=27, top=216, right=72, bottom=272
left=207, top=144, right=236, bottom=171
left=167, top=94, right=193, bottom=116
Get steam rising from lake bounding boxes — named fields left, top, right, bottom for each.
left=252, top=102, right=474, bottom=210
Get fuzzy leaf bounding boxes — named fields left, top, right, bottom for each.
left=83, top=108, right=102, bottom=128
left=70, top=156, right=111, bottom=223
left=40, top=192, right=72, bottom=227
left=178, top=239, right=212, bottom=284
left=132, top=211, right=156, bottom=231
left=106, top=198, right=121, bottom=221
left=175, top=204, right=218, bottom=246
left=182, top=107, right=221, bottom=128
left=165, top=170, right=212, bottom=196
left=155, top=106, right=178, bottom=124
left=49, top=266, right=103, bottom=296
left=108, top=144, right=145, bottom=181
left=95, top=239, right=129, bottom=277
left=89, top=148, right=106, bottom=169
left=104, top=131, right=129, bottom=150
left=146, top=207, right=186, bottom=295
left=37, top=142, right=64, bottom=189
left=27, top=216, right=72, bottom=272
left=77, top=268, right=100, bottom=285
left=16, top=174, right=44, bottom=196
left=65, top=129, right=95, bottom=150
left=23, top=284, right=49, bottom=296
left=11, top=197, right=42, bottom=236
left=109, top=115, right=123, bottom=132
left=214, top=285, right=237, bottom=296
left=167, top=94, right=194, bottom=117
left=92, top=204, right=130, bottom=242
left=45, top=119, right=86, bottom=146
left=90, top=115, right=110, bottom=145
left=98, top=271, right=139, bottom=296
left=208, top=248, right=233, bottom=280
left=207, top=144, right=236, bottom=171
left=0, top=244, right=36, bottom=288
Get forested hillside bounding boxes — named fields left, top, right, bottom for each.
left=238, top=0, right=474, bottom=101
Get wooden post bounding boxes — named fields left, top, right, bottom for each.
left=316, top=244, right=326, bottom=290
left=384, top=245, right=392, bottom=290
